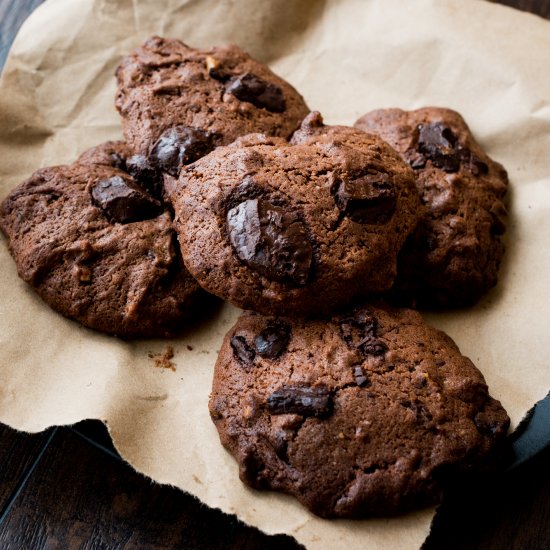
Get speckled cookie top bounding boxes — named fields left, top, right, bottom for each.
left=0, top=141, right=203, bottom=338
left=355, top=107, right=509, bottom=307
left=291, top=111, right=395, bottom=151
left=168, top=124, right=420, bottom=316
left=209, top=304, right=510, bottom=518
left=115, top=36, right=310, bottom=157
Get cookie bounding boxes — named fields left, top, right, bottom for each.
left=168, top=126, right=420, bottom=316
left=78, top=140, right=168, bottom=202
left=209, top=304, right=510, bottom=518
left=291, top=110, right=391, bottom=150
left=115, top=36, right=310, bottom=172
left=0, top=141, right=203, bottom=338
left=354, top=107, right=508, bottom=307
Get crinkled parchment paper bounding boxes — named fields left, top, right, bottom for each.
left=1, top=0, right=550, bottom=548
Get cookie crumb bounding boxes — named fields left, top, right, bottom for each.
left=149, top=346, right=176, bottom=371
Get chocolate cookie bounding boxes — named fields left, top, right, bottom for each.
left=168, top=127, right=420, bottom=316
left=354, top=107, right=508, bottom=307
left=0, top=141, right=203, bottom=338
left=209, top=304, right=510, bottom=518
left=115, top=36, right=310, bottom=173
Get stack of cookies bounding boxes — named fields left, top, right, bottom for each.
left=0, top=36, right=510, bottom=518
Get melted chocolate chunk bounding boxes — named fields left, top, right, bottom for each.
left=403, top=400, right=434, bottom=425
left=417, top=122, right=460, bottom=172
left=340, top=311, right=376, bottom=345
left=459, top=149, right=489, bottom=176
left=332, top=171, right=396, bottom=224
left=125, top=154, right=162, bottom=198
left=149, top=126, right=215, bottom=177
left=474, top=411, right=503, bottom=436
left=408, top=153, right=427, bottom=170
left=357, top=334, right=387, bottom=356
left=272, top=433, right=290, bottom=463
left=240, top=450, right=268, bottom=487
left=223, top=175, right=266, bottom=213
left=267, top=385, right=332, bottom=417
left=340, top=311, right=387, bottom=356
left=90, top=175, right=161, bottom=224
left=109, top=152, right=127, bottom=171
left=470, top=157, right=489, bottom=176
left=225, top=73, right=286, bottom=113
left=227, top=198, right=313, bottom=286
left=353, top=365, right=369, bottom=387
left=230, top=334, right=256, bottom=364
left=255, top=321, right=291, bottom=359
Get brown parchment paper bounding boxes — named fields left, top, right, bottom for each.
left=1, top=0, right=550, bottom=547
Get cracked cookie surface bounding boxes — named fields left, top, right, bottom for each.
left=209, top=304, right=510, bottom=518
left=354, top=107, right=508, bottom=308
left=0, top=141, right=203, bottom=338
left=168, top=126, right=420, bottom=316
left=115, top=36, right=310, bottom=157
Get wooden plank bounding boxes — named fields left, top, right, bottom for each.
left=1, top=420, right=549, bottom=549
left=489, top=0, right=550, bottom=18
left=0, top=428, right=303, bottom=549
left=70, top=420, right=119, bottom=458
left=0, top=423, right=53, bottom=513
left=424, top=444, right=550, bottom=549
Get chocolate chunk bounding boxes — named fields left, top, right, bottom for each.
left=458, top=149, right=489, bottom=176
left=90, top=175, right=162, bottom=224
left=227, top=198, right=313, bottom=286
left=471, top=157, right=489, bottom=176
left=340, top=311, right=378, bottom=345
left=357, top=335, right=387, bottom=356
left=225, top=73, right=286, bottom=113
left=332, top=171, right=396, bottom=224
left=109, top=152, right=127, bottom=171
left=353, top=365, right=369, bottom=387
left=255, top=321, right=291, bottom=359
left=230, top=334, right=256, bottom=364
left=409, top=154, right=427, bottom=170
left=340, top=312, right=387, bottom=356
left=125, top=154, right=162, bottom=197
left=474, top=411, right=503, bottom=436
left=417, top=122, right=460, bottom=172
left=407, top=400, right=434, bottom=425
left=149, top=126, right=215, bottom=177
left=223, top=176, right=265, bottom=213
left=240, top=450, right=268, bottom=487
left=273, top=434, right=290, bottom=463
left=266, top=385, right=332, bottom=417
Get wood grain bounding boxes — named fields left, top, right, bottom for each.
left=0, top=424, right=53, bottom=512
left=488, top=0, right=550, bottom=17
left=423, top=444, right=550, bottom=549
left=0, top=426, right=302, bottom=550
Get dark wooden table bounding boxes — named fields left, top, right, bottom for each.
left=1, top=1, right=550, bottom=548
